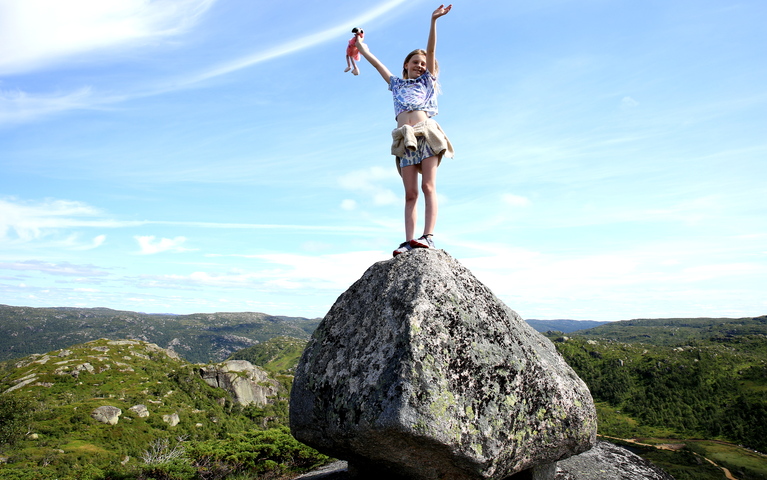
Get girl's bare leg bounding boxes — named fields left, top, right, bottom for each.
left=345, top=56, right=352, bottom=72
left=401, top=165, right=420, bottom=241
left=420, top=156, right=439, bottom=236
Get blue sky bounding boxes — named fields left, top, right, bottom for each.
left=1, top=0, right=765, bottom=321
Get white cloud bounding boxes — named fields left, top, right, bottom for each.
left=91, top=235, right=107, bottom=248
left=338, top=166, right=400, bottom=207
left=190, top=0, right=409, bottom=82
left=135, top=235, right=194, bottom=255
left=621, top=96, right=639, bottom=108
left=501, top=193, right=531, bottom=207
left=0, top=88, right=96, bottom=126
left=0, top=197, right=104, bottom=241
left=71, top=234, right=107, bottom=251
left=140, top=250, right=384, bottom=292
left=0, top=0, right=412, bottom=125
left=0, top=0, right=217, bottom=75
left=341, top=199, right=357, bottom=211
left=0, top=260, right=108, bottom=277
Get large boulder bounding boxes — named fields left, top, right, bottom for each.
left=199, top=360, right=280, bottom=406
left=290, top=249, right=597, bottom=480
left=92, top=406, right=122, bottom=425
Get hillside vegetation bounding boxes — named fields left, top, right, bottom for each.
left=0, top=339, right=328, bottom=479
left=228, top=336, right=307, bottom=376
left=2, top=309, right=766, bottom=480
left=547, top=315, right=767, bottom=480
left=0, top=305, right=320, bottom=364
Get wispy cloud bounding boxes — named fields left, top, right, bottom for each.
left=0, top=0, right=217, bottom=76
left=0, top=88, right=96, bottom=125
left=0, top=197, right=110, bottom=241
left=0, top=260, right=109, bottom=277
left=0, top=197, right=385, bottom=246
left=134, top=235, right=194, bottom=255
left=338, top=166, right=400, bottom=207
left=187, top=0, right=409, bottom=83
left=138, top=250, right=383, bottom=291
left=0, top=0, right=410, bottom=125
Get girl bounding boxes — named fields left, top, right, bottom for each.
left=356, top=5, right=454, bottom=257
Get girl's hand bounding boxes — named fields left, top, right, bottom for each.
left=356, top=38, right=369, bottom=56
left=432, top=4, right=452, bottom=20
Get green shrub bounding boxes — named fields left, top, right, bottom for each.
left=0, top=394, right=33, bottom=448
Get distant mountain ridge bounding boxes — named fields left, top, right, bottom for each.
left=574, top=315, right=767, bottom=346
left=3, top=303, right=764, bottom=364
left=525, top=319, right=609, bottom=333
left=0, top=304, right=320, bottom=364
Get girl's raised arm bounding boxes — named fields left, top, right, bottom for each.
left=426, top=4, right=452, bottom=75
left=356, top=39, right=394, bottom=84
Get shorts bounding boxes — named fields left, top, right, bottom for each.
left=397, top=135, right=438, bottom=170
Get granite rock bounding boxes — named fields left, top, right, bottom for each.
left=91, top=405, right=122, bottom=425
left=290, top=249, right=597, bottom=479
left=199, top=360, right=280, bottom=406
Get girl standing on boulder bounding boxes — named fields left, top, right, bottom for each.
left=356, top=4, right=454, bottom=257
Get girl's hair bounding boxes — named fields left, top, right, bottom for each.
left=402, top=49, right=439, bottom=78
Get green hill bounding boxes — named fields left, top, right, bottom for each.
left=545, top=320, right=767, bottom=480
left=228, top=336, right=308, bottom=375
left=575, top=315, right=767, bottom=348
left=0, top=339, right=327, bottom=479
left=0, top=304, right=321, bottom=364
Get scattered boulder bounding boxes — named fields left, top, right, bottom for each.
left=71, top=363, right=95, bottom=378
left=291, top=249, right=597, bottom=480
left=199, top=360, right=280, bottom=406
left=92, top=406, right=122, bottom=425
left=4, top=373, right=39, bottom=394
left=163, top=412, right=180, bottom=427
left=129, top=404, right=150, bottom=418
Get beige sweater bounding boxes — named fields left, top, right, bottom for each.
left=391, top=118, right=454, bottom=174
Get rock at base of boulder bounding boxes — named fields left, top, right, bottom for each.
left=293, top=443, right=674, bottom=480
left=555, top=441, right=674, bottom=480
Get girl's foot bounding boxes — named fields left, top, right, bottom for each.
left=393, top=241, right=412, bottom=257
left=410, top=234, right=435, bottom=249
left=352, top=67, right=360, bottom=76
left=344, top=67, right=352, bottom=73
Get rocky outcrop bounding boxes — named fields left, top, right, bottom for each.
left=199, top=360, right=280, bottom=406
left=92, top=406, right=121, bottom=425
left=290, top=249, right=597, bottom=480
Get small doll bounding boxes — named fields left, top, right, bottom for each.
left=344, top=27, right=364, bottom=75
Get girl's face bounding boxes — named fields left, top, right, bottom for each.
left=404, top=54, right=427, bottom=79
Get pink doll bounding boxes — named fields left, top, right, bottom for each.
left=344, top=27, right=364, bottom=75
